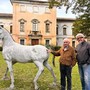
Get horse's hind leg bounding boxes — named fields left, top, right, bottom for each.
left=43, top=61, right=57, bottom=85
left=2, top=67, right=9, bottom=80
left=33, top=61, right=44, bottom=90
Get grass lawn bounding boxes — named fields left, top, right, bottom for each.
left=0, top=52, right=81, bottom=90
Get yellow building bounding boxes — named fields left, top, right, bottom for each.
left=11, top=0, right=57, bottom=45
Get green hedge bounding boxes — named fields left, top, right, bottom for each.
left=0, top=47, right=2, bottom=51
left=46, top=45, right=61, bottom=51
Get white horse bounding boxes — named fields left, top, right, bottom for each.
left=0, top=26, right=56, bottom=90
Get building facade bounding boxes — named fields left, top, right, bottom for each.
left=0, top=13, right=13, bottom=34
left=0, top=13, right=76, bottom=47
left=57, top=18, right=76, bottom=47
left=0, top=1, right=76, bottom=47
left=11, top=0, right=57, bottom=45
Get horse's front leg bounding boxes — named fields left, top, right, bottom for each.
left=33, top=61, right=44, bottom=90
left=2, top=61, right=16, bottom=80
left=6, top=60, right=14, bottom=89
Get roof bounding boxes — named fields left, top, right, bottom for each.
left=0, top=13, right=13, bottom=18
left=10, top=0, right=48, bottom=3
left=57, top=17, right=75, bottom=22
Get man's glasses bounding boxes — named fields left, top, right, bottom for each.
left=76, top=37, right=83, bottom=40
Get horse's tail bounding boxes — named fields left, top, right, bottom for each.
left=52, top=55, right=55, bottom=67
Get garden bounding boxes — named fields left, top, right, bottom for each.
left=0, top=52, right=81, bottom=90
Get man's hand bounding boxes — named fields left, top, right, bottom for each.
left=47, top=49, right=52, bottom=53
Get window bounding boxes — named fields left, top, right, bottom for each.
left=20, top=22, right=24, bottom=32
left=72, top=26, right=74, bottom=35
left=63, top=27, right=67, bottom=35
left=31, top=19, right=40, bottom=31
left=46, top=23, right=50, bottom=33
left=33, top=23, right=38, bottom=31
left=62, top=25, right=67, bottom=35
left=45, top=39, right=50, bottom=45
left=10, top=25, right=12, bottom=34
left=20, top=4, right=26, bottom=12
left=33, top=6, right=39, bottom=13
left=56, top=24, right=59, bottom=35
left=45, top=7, right=50, bottom=13
left=44, top=20, right=52, bottom=33
left=19, top=19, right=26, bottom=32
left=20, top=39, right=25, bottom=45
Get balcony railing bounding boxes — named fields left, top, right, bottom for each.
left=28, top=30, right=42, bottom=38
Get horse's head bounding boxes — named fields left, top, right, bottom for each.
left=0, top=26, right=14, bottom=46
left=0, top=26, right=4, bottom=40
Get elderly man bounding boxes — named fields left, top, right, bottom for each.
left=75, top=33, right=90, bottom=90
left=48, top=38, right=76, bottom=90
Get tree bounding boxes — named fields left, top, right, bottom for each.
left=73, top=13, right=90, bottom=37
left=49, top=0, right=90, bottom=14
left=49, top=0, right=90, bottom=37
left=49, top=0, right=73, bottom=13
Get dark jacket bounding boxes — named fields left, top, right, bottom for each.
left=75, top=41, right=90, bottom=65
left=52, top=45, right=76, bottom=67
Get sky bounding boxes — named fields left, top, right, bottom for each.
left=0, top=0, right=76, bottom=18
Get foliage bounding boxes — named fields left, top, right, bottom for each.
left=49, top=0, right=62, bottom=8
left=50, top=45, right=61, bottom=51
left=49, top=0, right=90, bottom=14
left=73, top=13, right=90, bottom=37
left=46, top=45, right=61, bottom=51
left=0, top=47, right=2, bottom=51
left=0, top=52, right=81, bottom=90
left=49, top=0, right=90, bottom=37
left=49, top=0, right=72, bottom=13
left=72, top=0, right=90, bottom=14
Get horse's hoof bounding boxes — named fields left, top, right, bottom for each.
left=35, top=88, right=39, bottom=90
left=9, top=87, right=14, bottom=90
left=7, top=87, right=14, bottom=90
left=35, top=87, right=40, bottom=90
left=53, top=82, right=57, bottom=86
left=1, top=77, right=10, bottom=80
left=10, top=84, right=14, bottom=90
left=49, top=82, right=57, bottom=88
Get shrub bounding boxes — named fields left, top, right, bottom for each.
left=0, top=47, right=2, bottom=51
left=45, top=45, right=61, bottom=51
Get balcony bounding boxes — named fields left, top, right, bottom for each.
left=28, top=30, right=42, bottom=39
